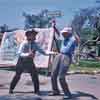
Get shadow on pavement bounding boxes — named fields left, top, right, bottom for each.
left=0, top=96, right=42, bottom=100
left=13, top=90, right=52, bottom=96
left=12, top=90, right=99, bottom=99
left=12, top=91, right=34, bottom=94
left=63, top=91, right=98, bottom=100
left=0, top=90, right=98, bottom=100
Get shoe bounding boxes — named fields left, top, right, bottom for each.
left=64, top=92, right=72, bottom=99
left=34, top=91, right=40, bottom=95
left=9, top=90, right=13, bottom=94
left=51, top=91, right=60, bottom=96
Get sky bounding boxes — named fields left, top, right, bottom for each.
left=0, top=0, right=98, bottom=29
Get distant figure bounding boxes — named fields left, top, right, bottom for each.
left=9, top=29, right=56, bottom=94
left=51, top=27, right=78, bottom=98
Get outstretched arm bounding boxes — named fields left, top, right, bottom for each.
left=34, top=42, right=58, bottom=56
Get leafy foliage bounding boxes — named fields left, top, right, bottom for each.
left=79, top=59, right=100, bottom=68
left=23, top=9, right=54, bottom=29
left=71, top=6, right=100, bottom=39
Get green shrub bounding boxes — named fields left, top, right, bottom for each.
left=79, top=60, right=100, bottom=68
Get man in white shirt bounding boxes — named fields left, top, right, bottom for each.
left=9, top=29, right=56, bottom=94
left=51, top=27, right=78, bottom=98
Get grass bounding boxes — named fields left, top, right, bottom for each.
left=0, top=59, right=100, bottom=74
left=69, top=59, right=100, bottom=72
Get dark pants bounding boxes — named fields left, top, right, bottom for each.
left=51, top=54, right=71, bottom=95
left=9, top=57, right=39, bottom=93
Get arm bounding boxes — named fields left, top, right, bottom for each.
left=17, top=42, right=31, bottom=57
left=34, top=42, right=58, bottom=55
left=74, top=34, right=80, bottom=44
left=34, top=42, right=47, bottom=55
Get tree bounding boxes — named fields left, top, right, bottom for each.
left=71, top=6, right=100, bottom=40
left=23, top=9, right=54, bottom=29
left=71, top=6, right=100, bottom=60
left=0, top=24, right=8, bottom=33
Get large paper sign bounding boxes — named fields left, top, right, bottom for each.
left=0, top=28, right=54, bottom=68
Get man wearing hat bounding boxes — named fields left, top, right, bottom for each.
left=9, top=29, right=56, bottom=94
left=51, top=27, right=78, bottom=98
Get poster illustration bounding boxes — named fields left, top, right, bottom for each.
left=0, top=28, right=54, bottom=68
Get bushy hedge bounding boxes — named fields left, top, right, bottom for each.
left=79, top=60, right=100, bottom=68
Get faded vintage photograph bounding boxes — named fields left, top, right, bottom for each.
left=0, top=0, right=100, bottom=100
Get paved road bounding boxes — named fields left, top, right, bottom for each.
left=0, top=70, right=100, bottom=100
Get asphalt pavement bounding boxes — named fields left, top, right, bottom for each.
left=0, top=70, right=100, bottom=100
